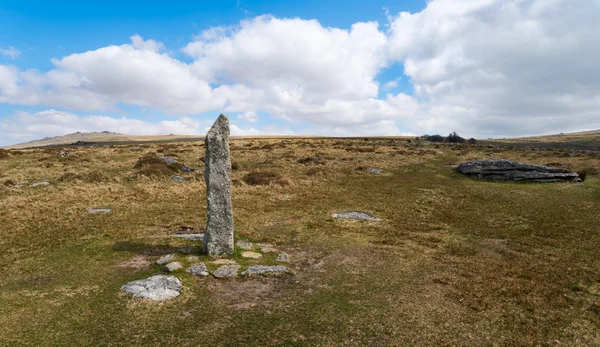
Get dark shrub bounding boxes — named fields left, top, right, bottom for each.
left=577, top=168, right=588, bottom=181
left=0, top=149, right=9, bottom=159
left=243, top=171, right=289, bottom=186
left=3, top=179, right=15, bottom=186
left=447, top=132, right=466, bottom=144
left=134, top=155, right=181, bottom=177
left=468, top=138, right=477, bottom=145
left=231, top=161, right=240, bottom=170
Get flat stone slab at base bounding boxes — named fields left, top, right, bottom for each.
left=156, top=254, right=176, bottom=265
left=162, top=262, right=183, bottom=272
left=457, top=159, right=581, bottom=182
left=212, top=259, right=237, bottom=265
left=236, top=240, right=253, bottom=250
left=121, top=275, right=181, bottom=301
left=187, top=262, right=209, bottom=277
left=242, top=265, right=289, bottom=277
left=332, top=212, right=380, bottom=221
left=213, top=265, right=241, bottom=278
left=88, top=208, right=112, bottom=214
left=172, top=233, right=205, bottom=241
left=242, top=251, right=262, bottom=259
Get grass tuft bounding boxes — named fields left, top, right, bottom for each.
left=243, top=171, right=289, bottom=186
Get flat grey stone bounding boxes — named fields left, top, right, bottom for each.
left=332, top=212, right=380, bottom=221
left=213, top=265, right=240, bottom=278
left=212, top=259, right=237, bottom=265
left=368, top=168, right=383, bottom=174
left=261, top=246, right=278, bottom=253
left=162, top=261, right=183, bottom=272
left=186, top=256, right=200, bottom=262
left=236, top=240, right=253, bottom=250
left=88, top=208, right=111, bottom=214
left=187, top=262, right=209, bottom=277
left=30, top=181, right=50, bottom=188
left=203, top=114, right=234, bottom=256
left=121, top=275, right=181, bottom=301
left=170, top=175, right=185, bottom=182
left=276, top=252, right=290, bottom=263
left=172, top=233, right=205, bottom=241
left=160, top=157, right=195, bottom=172
left=241, top=265, right=289, bottom=276
left=257, top=243, right=273, bottom=247
left=457, top=159, right=581, bottom=182
left=241, top=251, right=262, bottom=259
left=156, top=254, right=176, bottom=265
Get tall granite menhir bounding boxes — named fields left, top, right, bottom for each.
left=203, top=114, right=234, bottom=256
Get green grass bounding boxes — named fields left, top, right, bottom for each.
left=1, top=139, right=599, bottom=345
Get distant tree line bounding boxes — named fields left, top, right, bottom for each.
left=417, top=132, right=476, bottom=144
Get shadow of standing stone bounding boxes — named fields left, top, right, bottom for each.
left=203, top=114, right=234, bottom=256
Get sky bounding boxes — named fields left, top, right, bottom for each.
left=1, top=0, right=599, bottom=146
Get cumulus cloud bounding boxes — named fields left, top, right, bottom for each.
left=2, top=0, right=600, bottom=142
left=0, top=47, right=20, bottom=59
left=386, top=0, right=600, bottom=136
left=238, top=111, right=259, bottom=122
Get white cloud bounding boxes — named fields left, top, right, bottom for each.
left=386, top=0, right=600, bottom=136
left=2, top=1, right=600, bottom=141
left=238, top=111, right=259, bottom=122
left=382, top=80, right=399, bottom=90
left=0, top=47, right=20, bottom=59
left=130, top=35, right=165, bottom=52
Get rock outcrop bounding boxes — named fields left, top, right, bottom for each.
left=457, top=159, right=581, bottom=182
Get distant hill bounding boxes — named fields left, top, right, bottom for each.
left=5, top=132, right=204, bottom=149
left=4, top=129, right=600, bottom=149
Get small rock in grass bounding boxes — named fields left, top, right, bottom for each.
left=187, top=256, right=200, bottom=262
left=368, top=168, right=383, bottom=174
left=162, top=262, right=183, bottom=272
left=30, top=181, right=50, bottom=188
left=213, top=265, right=241, bottom=278
left=156, top=254, right=176, bottom=265
left=236, top=240, right=253, bottom=250
left=121, top=275, right=181, bottom=301
left=170, top=175, right=186, bottom=182
left=276, top=252, right=290, bottom=263
left=187, top=262, right=209, bottom=277
left=241, top=251, right=262, bottom=259
left=241, top=265, right=289, bottom=277
left=212, top=259, right=237, bottom=265
left=332, top=211, right=380, bottom=221
left=88, top=208, right=111, bottom=214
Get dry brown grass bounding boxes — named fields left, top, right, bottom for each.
left=0, top=136, right=598, bottom=346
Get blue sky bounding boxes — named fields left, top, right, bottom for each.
left=1, top=0, right=599, bottom=145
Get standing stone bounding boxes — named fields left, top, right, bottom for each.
left=203, top=114, right=234, bottom=256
